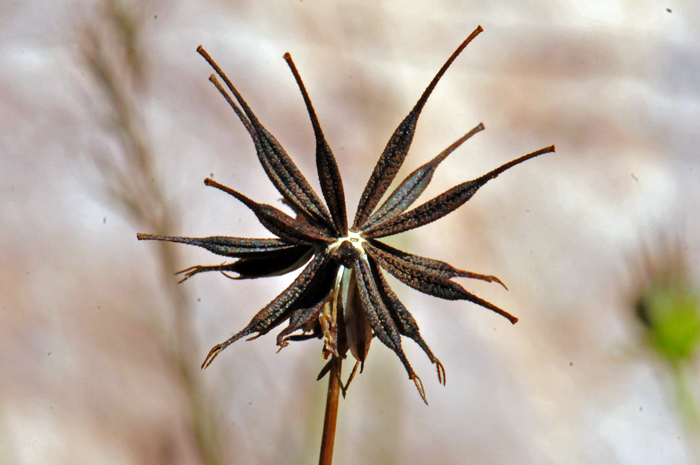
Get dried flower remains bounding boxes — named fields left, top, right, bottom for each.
left=138, top=25, right=554, bottom=404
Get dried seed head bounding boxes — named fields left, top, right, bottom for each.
left=138, top=26, right=553, bottom=403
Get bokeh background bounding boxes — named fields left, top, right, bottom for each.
left=2, top=0, right=700, bottom=464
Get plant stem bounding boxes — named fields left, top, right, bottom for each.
left=670, top=363, right=700, bottom=461
left=319, top=356, right=341, bottom=465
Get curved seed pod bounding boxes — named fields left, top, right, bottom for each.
left=364, top=123, right=484, bottom=229
left=201, top=251, right=334, bottom=369
left=365, top=241, right=517, bottom=324
left=353, top=256, right=428, bottom=404
left=204, top=178, right=334, bottom=244
left=368, top=239, right=506, bottom=288
left=353, top=26, right=484, bottom=229
left=198, top=46, right=335, bottom=230
left=370, top=257, right=446, bottom=385
left=363, top=145, right=555, bottom=238
left=284, top=53, right=348, bottom=236
left=136, top=234, right=297, bottom=257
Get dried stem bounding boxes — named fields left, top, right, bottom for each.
left=319, top=356, right=342, bottom=465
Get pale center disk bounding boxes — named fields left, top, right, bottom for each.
left=327, top=230, right=366, bottom=258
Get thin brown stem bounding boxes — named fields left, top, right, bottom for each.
left=319, top=356, right=341, bottom=465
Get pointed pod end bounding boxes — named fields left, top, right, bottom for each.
left=196, top=45, right=214, bottom=64
left=220, top=271, right=241, bottom=281
left=489, top=300, right=519, bottom=324
left=412, top=375, right=428, bottom=405
left=176, top=265, right=203, bottom=283
left=201, top=344, right=224, bottom=369
left=435, top=359, right=446, bottom=386
left=317, top=359, right=333, bottom=380
left=493, top=276, right=508, bottom=291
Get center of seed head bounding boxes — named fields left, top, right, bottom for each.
left=326, top=230, right=367, bottom=262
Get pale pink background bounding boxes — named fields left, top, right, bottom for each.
left=2, top=1, right=699, bottom=464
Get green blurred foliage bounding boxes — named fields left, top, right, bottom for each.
left=636, top=279, right=700, bottom=364
left=631, top=240, right=700, bottom=460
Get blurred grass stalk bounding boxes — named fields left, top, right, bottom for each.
left=79, top=1, right=224, bottom=463
left=633, top=238, right=700, bottom=460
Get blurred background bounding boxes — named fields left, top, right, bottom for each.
left=2, top=0, right=700, bottom=464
